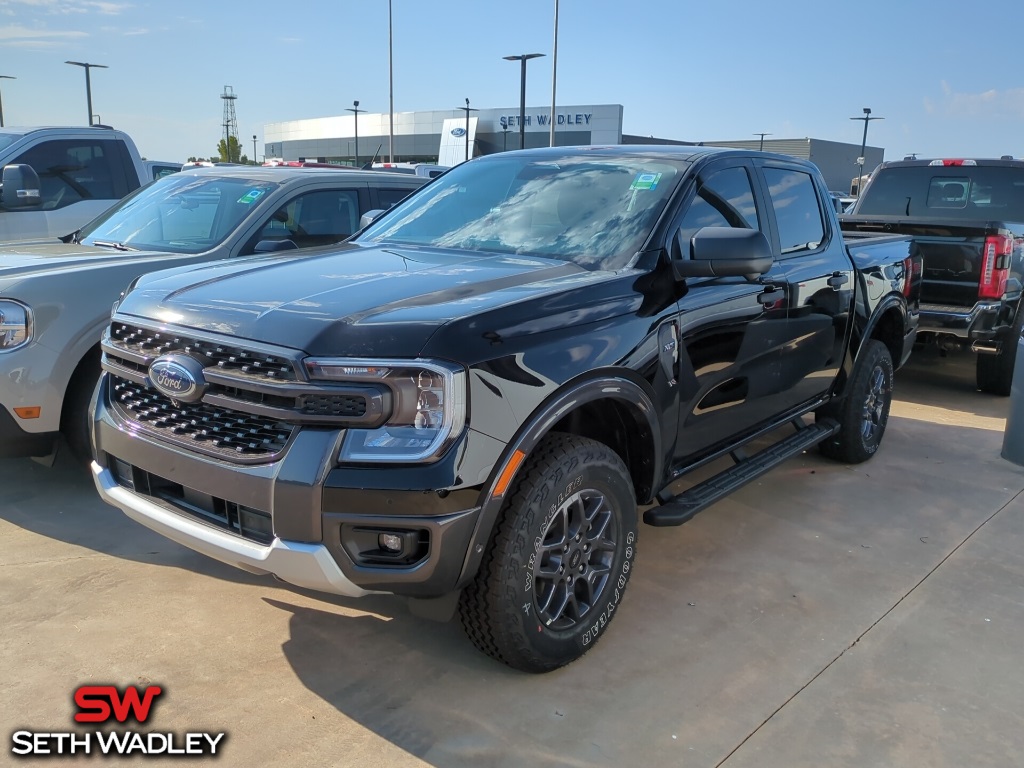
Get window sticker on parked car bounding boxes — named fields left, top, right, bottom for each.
left=630, top=172, right=662, bottom=191
left=238, top=189, right=265, bottom=204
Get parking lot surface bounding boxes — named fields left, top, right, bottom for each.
left=2, top=350, right=1023, bottom=767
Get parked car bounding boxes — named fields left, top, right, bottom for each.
left=91, top=147, right=918, bottom=672
left=371, top=162, right=450, bottom=178
left=841, top=156, right=1024, bottom=393
left=0, top=126, right=150, bottom=242
left=0, top=165, right=426, bottom=461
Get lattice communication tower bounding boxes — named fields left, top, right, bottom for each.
left=221, top=85, right=239, bottom=162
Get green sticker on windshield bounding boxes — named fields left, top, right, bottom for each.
left=630, top=172, right=662, bottom=191
left=238, top=189, right=265, bottom=204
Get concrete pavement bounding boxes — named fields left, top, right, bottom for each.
left=1, top=349, right=1022, bottom=767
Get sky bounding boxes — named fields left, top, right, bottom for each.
left=1, top=0, right=1022, bottom=163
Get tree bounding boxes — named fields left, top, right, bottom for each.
left=215, top=135, right=243, bottom=164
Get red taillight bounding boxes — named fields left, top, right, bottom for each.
left=902, top=256, right=920, bottom=298
left=979, top=234, right=1013, bottom=299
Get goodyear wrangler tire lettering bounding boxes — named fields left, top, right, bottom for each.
left=458, top=433, right=638, bottom=673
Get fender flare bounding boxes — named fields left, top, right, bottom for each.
left=454, top=373, right=662, bottom=589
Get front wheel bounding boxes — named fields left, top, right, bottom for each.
left=817, top=339, right=893, bottom=464
left=459, top=433, right=638, bottom=673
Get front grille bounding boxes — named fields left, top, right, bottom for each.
left=110, top=458, right=273, bottom=545
left=110, top=323, right=298, bottom=382
left=111, top=378, right=294, bottom=459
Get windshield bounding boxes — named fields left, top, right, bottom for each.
left=856, top=165, right=1024, bottom=220
left=79, top=174, right=281, bottom=253
left=356, top=153, right=686, bottom=270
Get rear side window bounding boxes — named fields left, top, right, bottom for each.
left=377, top=187, right=418, bottom=209
left=763, top=168, right=825, bottom=256
left=857, top=165, right=1024, bottom=219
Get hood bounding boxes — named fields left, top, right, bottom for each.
left=0, top=242, right=169, bottom=282
left=116, top=242, right=598, bottom=357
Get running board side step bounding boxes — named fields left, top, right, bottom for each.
left=644, top=418, right=839, bottom=527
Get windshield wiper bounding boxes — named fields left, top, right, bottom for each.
left=91, top=240, right=134, bottom=251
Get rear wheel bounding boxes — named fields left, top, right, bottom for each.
left=818, top=339, right=893, bottom=464
left=459, top=433, right=637, bottom=673
left=976, top=312, right=1023, bottom=395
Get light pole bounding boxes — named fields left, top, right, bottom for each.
left=754, top=132, right=772, bottom=151
left=502, top=125, right=509, bottom=151
left=850, top=107, right=883, bottom=194
left=65, top=61, right=107, bottom=126
left=549, top=0, right=559, bottom=147
left=347, top=100, right=364, bottom=167
left=252, top=134, right=258, bottom=165
left=458, top=98, right=477, bottom=163
left=0, top=75, right=15, bottom=128
left=503, top=53, right=545, bottom=150
left=388, top=0, right=394, bottom=162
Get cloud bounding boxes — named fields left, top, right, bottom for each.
left=0, top=0, right=129, bottom=14
left=931, top=81, right=1024, bottom=119
left=0, top=22, right=87, bottom=47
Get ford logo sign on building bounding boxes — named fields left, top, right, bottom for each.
left=148, top=355, right=207, bottom=403
left=450, top=127, right=467, bottom=137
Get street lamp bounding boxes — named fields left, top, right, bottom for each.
left=347, top=100, right=365, bottom=167
left=65, top=61, right=107, bottom=126
left=850, top=107, right=883, bottom=194
left=549, top=0, right=559, bottom=147
left=388, top=0, right=394, bottom=162
left=458, top=98, right=477, bottom=162
left=503, top=53, right=545, bottom=150
left=502, top=125, right=509, bottom=151
left=252, top=134, right=258, bottom=165
left=0, top=75, right=15, bottom=128
left=754, top=132, right=772, bottom=151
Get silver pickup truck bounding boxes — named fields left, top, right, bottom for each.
left=0, top=165, right=425, bottom=461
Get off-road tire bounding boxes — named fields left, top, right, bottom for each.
left=61, top=353, right=101, bottom=463
left=817, top=340, right=893, bottom=464
left=458, top=433, right=638, bottom=673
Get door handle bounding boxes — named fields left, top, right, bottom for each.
left=827, top=272, right=849, bottom=289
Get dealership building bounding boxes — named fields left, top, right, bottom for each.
left=263, top=103, right=881, bottom=192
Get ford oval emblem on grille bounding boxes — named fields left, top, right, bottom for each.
left=450, top=127, right=466, bottom=137
left=148, top=355, right=207, bottom=403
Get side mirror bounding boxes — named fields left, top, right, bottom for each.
left=359, top=209, right=385, bottom=229
left=671, top=227, right=773, bottom=280
left=1, top=164, right=42, bottom=210
left=254, top=239, right=298, bottom=253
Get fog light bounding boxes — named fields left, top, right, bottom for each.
left=378, top=533, right=403, bottom=553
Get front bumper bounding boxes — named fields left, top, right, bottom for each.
left=92, top=460, right=373, bottom=597
left=92, top=374, right=498, bottom=598
left=0, top=405, right=57, bottom=459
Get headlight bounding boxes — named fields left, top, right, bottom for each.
left=0, top=300, right=31, bottom=352
left=305, top=358, right=466, bottom=463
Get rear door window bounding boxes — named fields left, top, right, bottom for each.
left=763, top=168, right=826, bottom=256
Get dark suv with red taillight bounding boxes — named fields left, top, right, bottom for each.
left=842, top=157, right=1024, bottom=394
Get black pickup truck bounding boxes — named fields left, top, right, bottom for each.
left=842, top=157, right=1024, bottom=394
left=91, top=147, right=918, bottom=672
